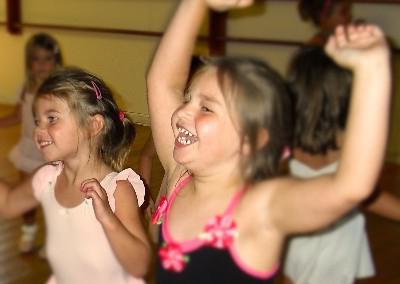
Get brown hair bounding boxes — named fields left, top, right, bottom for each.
left=287, top=46, right=352, bottom=154
left=298, top=0, right=348, bottom=26
left=195, top=57, right=292, bottom=182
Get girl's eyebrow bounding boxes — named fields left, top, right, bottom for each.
left=43, top=108, right=61, bottom=114
left=198, top=93, right=221, bottom=105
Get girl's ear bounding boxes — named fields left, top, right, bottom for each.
left=242, top=128, right=269, bottom=155
left=257, top=128, right=269, bottom=150
left=89, top=114, right=105, bottom=137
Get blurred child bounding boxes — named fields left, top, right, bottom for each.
left=282, top=43, right=400, bottom=284
left=0, top=33, right=62, bottom=253
left=146, top=0, right=391, bottom=282
left=0, top=67, right=150, bottom=283
left=282, top=46, right=372, bottom=284
left=298, top=0, right=353, bottom=45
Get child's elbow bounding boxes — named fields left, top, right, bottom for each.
left=341, top=183, right=375, bottom=206
left=129, top=247, right=152, bottom=278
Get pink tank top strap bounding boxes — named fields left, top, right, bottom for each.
left=168, top=174, right=193, bottom=204
left=161, top=174, right=193, bottom=246
left=223, top=185, right=247, bottom=217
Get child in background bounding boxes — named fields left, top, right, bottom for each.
left=0, top=67, right=150, bottom=284
left=0, top=33, right=62, bottom=254
left=298, top=0, right=353, bottom=45
left=282, top=46, right=373, bottom=284
left=282, top=37, right=400, bottom=284
left=146, top=0, right=391, bottom=283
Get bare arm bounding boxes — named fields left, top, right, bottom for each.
left=146, top=0, right=209, bottom=174
left=85, top=180, right=151, bottom=277
left=270, top=24, right=391, bottom=234
left=365, top=189, right=400, bottom=221
left=0, top=174, right=39, bottom=219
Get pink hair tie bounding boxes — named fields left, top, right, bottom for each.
left=91, top=81, right=102, bottom=100
left=119, top=111, right=125, bottom=122
left=320, top=0, right=331, bottom=19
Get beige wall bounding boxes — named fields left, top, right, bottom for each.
left=0, top=0, right=399, bottom=161
left=0, top=1, right=5, bottom=21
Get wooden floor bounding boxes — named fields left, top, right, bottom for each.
left=0, top=104, right=399, bottom=284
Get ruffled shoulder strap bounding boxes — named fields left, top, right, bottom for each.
left=32, top=161, right=63, bottom=200
left=104, top=168, right=145, bottom=212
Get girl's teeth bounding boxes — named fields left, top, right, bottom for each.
left=40, top=141, right=52, bottom=146
left=176, top=126, right=198, bottom=145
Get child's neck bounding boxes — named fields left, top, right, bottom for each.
left=61, top=159, right=112, bottom=187
left=190, top=167, right=245, bottom=198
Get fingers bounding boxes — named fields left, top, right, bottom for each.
left=331, top=23, right=384, bottom=47
left=80, top=178, right=107, bottom=201
left=236, top=0, right=253, bottom=8
left=207, top=0, right=254, bottom=12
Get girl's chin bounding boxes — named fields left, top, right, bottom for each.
left=173, top=151, right=191, bottom=166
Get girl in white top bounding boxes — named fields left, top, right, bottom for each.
left=0, top=67, right=150, bottom=284
left=282, top=45, right=400, bottom=284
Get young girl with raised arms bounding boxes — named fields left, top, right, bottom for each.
left=147, top=0, right=391, bottom=283
left=281, top=45, right=400, bottom=284
left=0, top=33, right=62, bottom=253
left=0, top=67, right=150, bottom=284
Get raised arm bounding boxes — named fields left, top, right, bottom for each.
left=146, top=0, right=253, bottom=173
left=271, top=24, right=391, bottom=234
left=146, top=0, right=208, bottom=173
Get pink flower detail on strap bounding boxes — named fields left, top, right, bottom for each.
left=151, top=196, right=168, bottom=225
left=201, top=215, right=237, bottom=249
left=159, top=242, right=189, bottom=273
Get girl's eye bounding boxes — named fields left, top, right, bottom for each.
left=34, top=119, right=39, bottom=126
left=48, top=116, right=58, bottom=123
left=201, top=106, right=211, bottom=112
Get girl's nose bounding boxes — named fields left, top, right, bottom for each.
left=34, top=122, right=47, bottom=132
left=33, top=127, right=44, bottom=143
left=177, top=103, right=195, bottom=119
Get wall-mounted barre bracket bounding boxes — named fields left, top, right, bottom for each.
left=6, top=0, right=21, bottom=34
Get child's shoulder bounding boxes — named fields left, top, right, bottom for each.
left=31, top=161, right=63, bottom=198
left=104, top=168, right=146, bottom=207
left=33, top=161, right=63, bottom=183
left=245, top=176, right=296, bottom=209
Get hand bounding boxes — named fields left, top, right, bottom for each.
left=81, top=178, right=115, bottom=226
left=325, top=24, right=389, bottom=70
left=206, top=0, right=254, bottom=12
